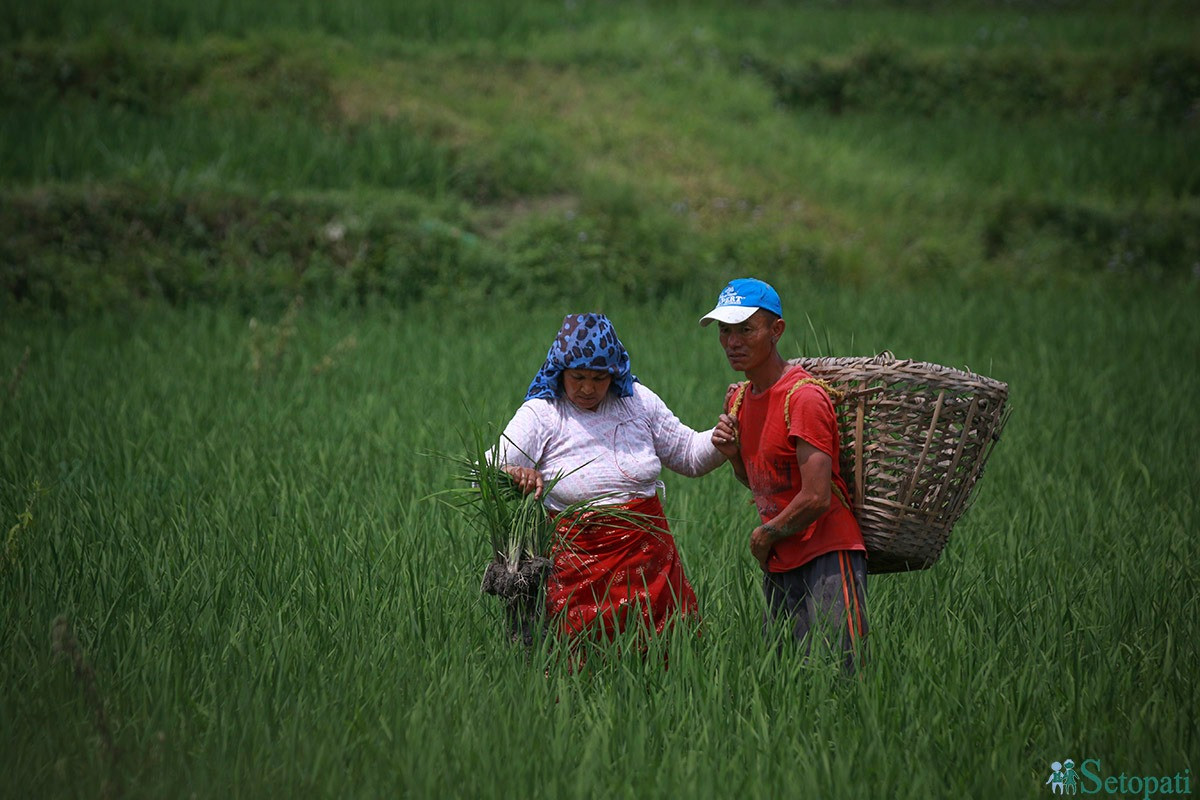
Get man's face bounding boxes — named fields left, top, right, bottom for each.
left=563, top=368, right=612, bottom=411
left=716, top=310, right=782, bottom=372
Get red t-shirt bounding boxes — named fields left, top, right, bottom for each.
left=728, top=364, right=865, bottom=572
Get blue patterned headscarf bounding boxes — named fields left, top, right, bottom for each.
left=524, top=313, right=638, bottom=402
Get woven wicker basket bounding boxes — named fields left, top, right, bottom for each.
left=790, top=353, right=1009, bottom=574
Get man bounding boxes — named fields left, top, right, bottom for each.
left=702, top=278, right=868, bottom=672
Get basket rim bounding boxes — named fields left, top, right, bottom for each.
left=792, top=354, right=1008, bottom=396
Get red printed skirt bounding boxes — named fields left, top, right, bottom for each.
left=545, top=494, right=698, bottom=641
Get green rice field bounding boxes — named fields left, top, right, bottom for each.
left=2, top=1, right=1198, bottom=797
left=3, top=284, right=1197, bottom=797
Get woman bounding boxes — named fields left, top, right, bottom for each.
left=497, top=312, right=724, bottom=643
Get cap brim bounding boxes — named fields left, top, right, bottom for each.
left=699, top=305, right=759, bottom=327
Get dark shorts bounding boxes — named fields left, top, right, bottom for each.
left=762, top=549, right=868, bottom=673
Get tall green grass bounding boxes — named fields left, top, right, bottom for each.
left=6, top=0, right=1197, bottom=50
left=0, top=0, right=585, bottom=44
left=0, top=104, right=468, bottom=196
left=2, top=284, right=1196, bottom=797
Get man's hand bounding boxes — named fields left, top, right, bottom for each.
left=749, top=523, right=786, bottom=569
left=747, top=442, right=833, bottom=569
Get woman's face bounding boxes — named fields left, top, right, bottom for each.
left=563, top=368, right=612, bottom=411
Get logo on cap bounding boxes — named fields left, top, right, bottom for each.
left=717, top=286, right=746, bottom=307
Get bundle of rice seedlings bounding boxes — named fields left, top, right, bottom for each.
left=431, top=426, right=568, bottom=646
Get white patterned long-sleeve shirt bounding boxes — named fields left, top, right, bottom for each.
left=497, top=384, right=725, bottom=512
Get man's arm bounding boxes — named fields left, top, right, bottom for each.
left=749, top=439, right=832, bottom=567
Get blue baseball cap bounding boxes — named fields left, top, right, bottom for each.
left=699, top=278, right=783, bottom=326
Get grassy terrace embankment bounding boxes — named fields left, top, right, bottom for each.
left=3, top=1, right=1198, bottom=312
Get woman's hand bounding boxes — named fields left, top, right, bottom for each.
left=711, top=413, right=740, bottom=459
left=504, top=466, right=543, bottom=499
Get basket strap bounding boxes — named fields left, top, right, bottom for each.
left=728, top=381, right=750, bottom=423
left=782, top=378, right=846, bottom=428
